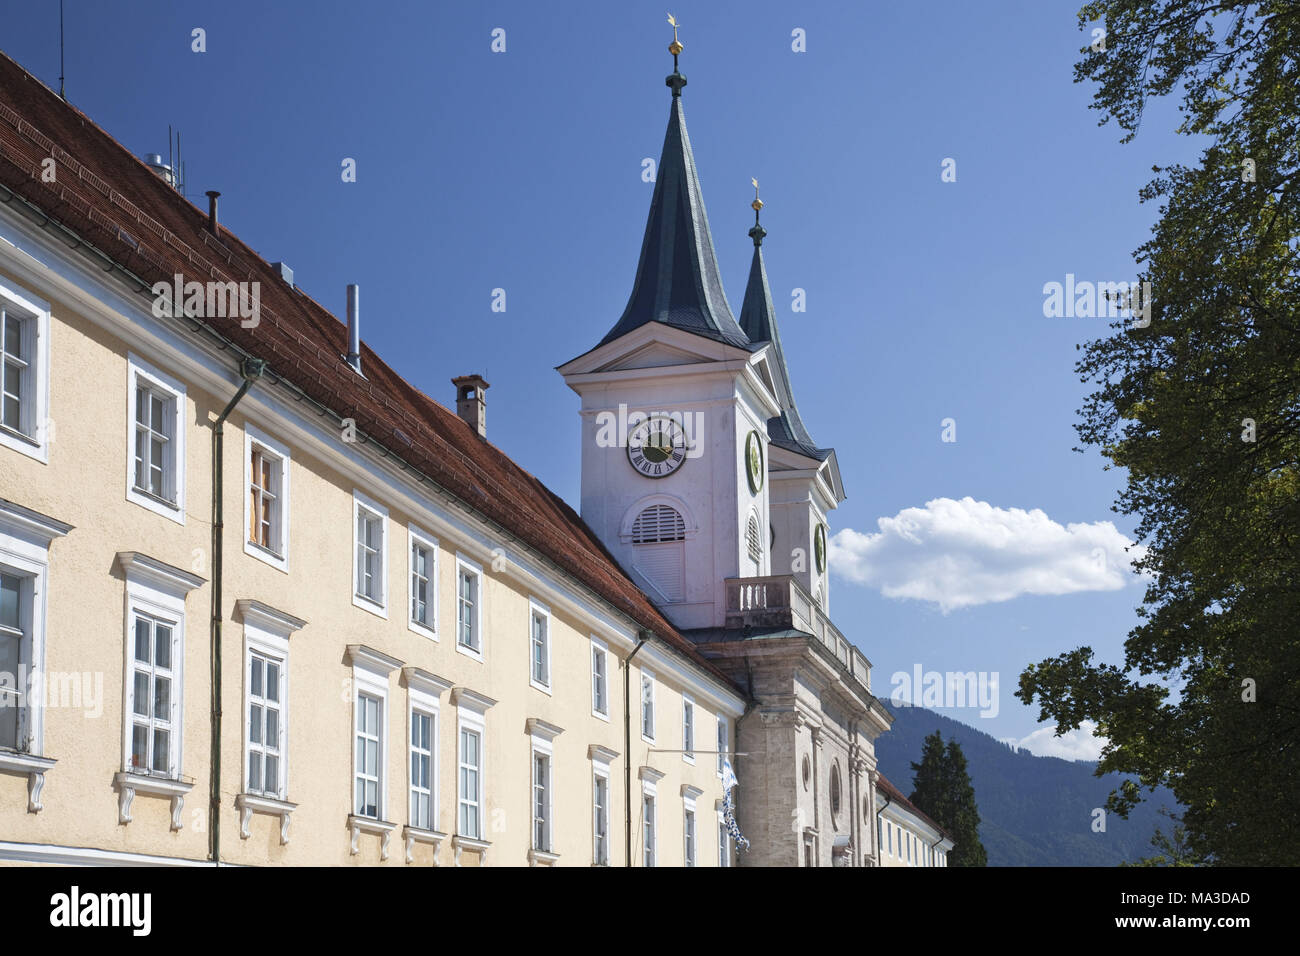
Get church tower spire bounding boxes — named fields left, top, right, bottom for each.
left=737, top=187, right=828, bottom=461
left=597, top=16, right=750, bottom=350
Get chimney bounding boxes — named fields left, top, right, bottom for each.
left=205, top=190, right=221, bottom=234
left=143, top=153, right=174, bottom=186
left=452, top=375, right=490, bottom=438
left=345, top=284, right=362, bottom=374
left=271, top=262, right=294, bottom=288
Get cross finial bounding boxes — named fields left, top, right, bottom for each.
left=667, top=14, right=683, bottom=55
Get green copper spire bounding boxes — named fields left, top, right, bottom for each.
left=737, top=194, right=829, bottom=461
left=598, top=19, right=750, bottom=350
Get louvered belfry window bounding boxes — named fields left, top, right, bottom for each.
left=631, top=505, right=685, bottom=602
left=746, top=514, right=761, bottom=565
left=631, top=505, right=685, bottom=543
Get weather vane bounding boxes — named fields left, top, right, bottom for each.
left=667, top=14, right=683, bottom=55
left=751, top=178, right=763, bottom=213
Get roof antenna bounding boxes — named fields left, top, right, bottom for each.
left=58, top=0, right=66, bottom=99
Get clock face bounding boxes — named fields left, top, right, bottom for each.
left=745, top=430, right=764, bottom=494
left=814, top=523, right=827, bottom=573
left=627, top=416, right=688, bottom=478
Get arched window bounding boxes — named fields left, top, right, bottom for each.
left=630, top=505, right=685, bottom=544
left=829, top=762, right=842, bottom=825
left=630, top=505, right=685, bottom=602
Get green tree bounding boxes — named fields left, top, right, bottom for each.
left=1122, top=808, right=1199, bottom=867
left=909, top=731, right=987, bottom=867
left=1018, top=1, right=1300, bottom=865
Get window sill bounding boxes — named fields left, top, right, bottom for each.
left=408, top=619, right=438, bottom=641
left=401, top=825, right=448, bottom=865
left=592, top=708, right=610, bottom=723
left=351, top=591, right=388, bottom=620
left=529, top=678, right=553, bottom=696
left=243, top=539, right=289, bottom=574
left=347, top=814, right=397, bottom=859
left=451, top=834, right=491, bottom=866
left=527, top=848, right=560, bottom=867
left=455, top=640, right=484, bottom=663
left=236, top=792, right=296, bottom=845
left=0, top=750, right=55, bottom=812
left=0, top=422, right=44, bottom=462
left=113, top=771, right=192, bottom=830
left=127, top=485, right=184, bottom=525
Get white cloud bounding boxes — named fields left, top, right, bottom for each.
left=1014, top=720, right=1107, bottom=762
left=829, top=496, right=1143, bottom=613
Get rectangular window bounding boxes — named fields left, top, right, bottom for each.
left=354, top=498, right=386, bottom=609
left=593, top=773, right=609, bottom=865
left=529, top=603, right=550, bottom=690
left=718, top=816, right=730, bottom=867
left=643, top=793, right=656, bottom=867
left=354, top=692, right=382, bottom=818
left=0, top=571, right=27, bottom=750
left=246, top=651, right=284, bottom=797
left=456, top=557, right=482, bottom=656
left=532, top=752, right=551, bottom=851
left=408, top=527, right=438, bottom=637
left=682, top=696, right=694, bottom=762
left=591, top=637, right=608, bottom=718
left=410, top=709, right=433, bottom=829
left=248, top=448, right=281, bottom=552
left=684, top=808, right=696, bottom=867
left=1, top=309, right=31, bottom=437
left=640, top=670, right=655, bottom=741
left=128, top=613, right=177, bottom=776
left=716, top=715, right=729, bottom=776
left=126, top=356, right=186, bottom=522
left=458, top=726, right=482, bottom=839
left=0, top=283, right=50, bottom=462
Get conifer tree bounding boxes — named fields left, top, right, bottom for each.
left=909, top=731, right=987, bottom=867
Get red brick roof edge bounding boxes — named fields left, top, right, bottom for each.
left=875, top=772, right=953, bottom=842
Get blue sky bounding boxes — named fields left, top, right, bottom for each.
left=1, top=0, right=1204, bottom=753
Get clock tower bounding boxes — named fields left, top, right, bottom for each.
left=560, top=25, right=890, bottom=867
left=557, top=47, right=779, bottom=631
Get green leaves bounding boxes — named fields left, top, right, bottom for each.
left=1017, top=0, right=1300, bottom=865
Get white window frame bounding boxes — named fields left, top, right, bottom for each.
left=403, top=667, right=451, bottom=838
left=117, top=553, right=203, bottom=780
left=716, top=713, right=729, bottom=777
left=453, top=689, right=494, bottom=842
left=0, top=279, right=50, bottom=463
left=351, top=491, right=388, bottom=617
left=242, top=618, right=291, bottom=800
left=346, top=645, right=400, bottom=822
left=528, top=598, right=551, bottom=694
left=242, top=425, right=291, bottom=573
left=407, top=525, right=438, bottom=640
left=681, top=694, right=695, bottom=764
left=527, top=718, right=562, bottom=860
left=454, top=554, right=484, bottom=661
left=684, top=807, right=696, bottom=867
left=589, top=745, right=617, bottom=866
left=125, top=353, right=186, bottom=524
left=0, top=501, right=67, bottom=766
left=640, top=668, right=655, bottom=743
left=590, top=635, right=609, bottom=721
left=640, top=771, right=661, bottom=868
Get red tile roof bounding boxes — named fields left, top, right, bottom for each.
left=875, top=772, right=952, bottom=841
left=0, top=50, right=734, bottom=687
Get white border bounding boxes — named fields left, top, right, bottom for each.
left=590, top=635, right=610, bottom=722
left=242, top=424, right=291, bottom=574
left=454, top=553, right=484, bottom=662
left=351, top=489, right=389, bottom=618
left=406, top=524, right=439, bottom=640
left=0, top=277, right=51, bottom=463
left=527, top=597, right=552, bottom=695
left=125, top=352, right=187, bottom=525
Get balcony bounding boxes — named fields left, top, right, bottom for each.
left=724, top=575, right=872, bottom=694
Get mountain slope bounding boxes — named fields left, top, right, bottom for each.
left=874, top=704, right=1178, bottom=866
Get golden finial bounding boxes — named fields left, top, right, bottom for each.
left=751, top=177, right=764, bottom=213
left=667, top=13, right=683, bottom=55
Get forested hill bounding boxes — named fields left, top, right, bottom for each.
left=874, top=704, right=1178, bottom=866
